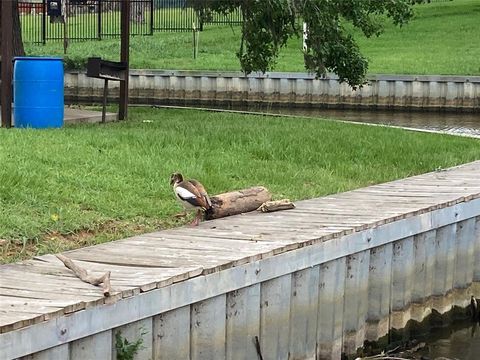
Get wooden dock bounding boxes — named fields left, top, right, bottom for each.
left=1, top=161, right=480, bottom=360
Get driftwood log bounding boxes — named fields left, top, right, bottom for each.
left=257, top=199, right=295, bottom=213
left=205, top=186, right=272, bottom=220
left=56, top=254, right=112, bottom=297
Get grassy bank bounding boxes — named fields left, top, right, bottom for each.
left=25, top=0, right=480, bottom=75
left=1, top=107, right=479, bottom=263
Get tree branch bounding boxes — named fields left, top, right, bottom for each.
left=56, top=254, right=111, bottom=297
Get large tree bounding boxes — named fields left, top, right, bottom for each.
left=0, top=0, right=25, bottom=56
left=190, top=0, right=422, bottom=88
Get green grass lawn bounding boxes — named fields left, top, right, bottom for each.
left=1, top=107, right=479, bottom=263
left=24, top=0, right=480, bottom=75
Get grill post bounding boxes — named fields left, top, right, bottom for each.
left=119, top=0, right=130, bottom=120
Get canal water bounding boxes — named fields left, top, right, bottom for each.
left=418, top=321, right=480, bottom=359
left=234, top=105, right=480, bottom=138
left=172, top=104, right=480, bottom=138
left=428, top=328, right=480, bottom=359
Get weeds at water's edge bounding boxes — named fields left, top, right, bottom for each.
left=115, top=329, right=146, bottom=360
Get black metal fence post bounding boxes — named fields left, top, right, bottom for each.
left=42, top=0, right=47, bottom=44
left=149, top=0, right=154, bottom=35
left=19, top=0, right=243, bottom=44
left=97, top=0, right=102, bottom=40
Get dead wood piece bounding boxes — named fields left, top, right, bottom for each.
left=56, top=254, right=112, bottom=297
left=257, top=199, right=295, bottom=213
left=206, top=186, right=272, bottom=220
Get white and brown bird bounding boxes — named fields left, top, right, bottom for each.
left=170, top=172, right=212, bottom=226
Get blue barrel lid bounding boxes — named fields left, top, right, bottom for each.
left=14, top=56, right=64, bottom=61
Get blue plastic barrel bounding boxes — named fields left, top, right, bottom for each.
left=13, top=57, right=64, bottom=128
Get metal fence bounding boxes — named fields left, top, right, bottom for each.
left=19, top=0, right=242, bottom=44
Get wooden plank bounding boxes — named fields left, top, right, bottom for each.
left=173, top=224, right=343, bottom=243
left=0, top=270, right=107, bottom=292
left=452, top=218, right=476, bottom=306
left=45, top=260, right=203, bottom=289
left=0, top=296, right=74, bottom=313
left=317, top=257, right=346, bottom=360
left=70, top=330, right=112, bottom=360
left=474, top=217, right=480, bottom=282
left=18, top=345, right=69, bottom=359
left=153, top=306, right=190, bottom=360
left=366, top=243, right=393, bottom=341
left=259, top=274, right=291, bottom=360
left=169, top=227, right=258, bottom=241
left=432, top=224, right=457, bottom=313
left=411, top=230, right=436, bottom=322
left=0, top=311, right=45, bottom=333
left=225, top=284, right=261, bottom=360
left=67, top=249, right=225, bottom=269
left=289, top=266, right=320, bottom=360
left=342, top=250, right=370, bottom=354
left=112, top=318, right=153, bottom=360
left=135, top=234, right=282, bottom=253
left=0, top=287, right=100, bottom=306
left=390, top=237, right=414, bottom=330
left=35, top=254, right=203, bottom=286
left=191, top=295, right=226, bottom=360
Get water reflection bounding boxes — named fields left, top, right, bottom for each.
left=421, top=322, right=480, bottom=359
left=269, top=108, right=480, bottom=138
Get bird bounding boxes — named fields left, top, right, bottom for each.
left=170, top=172, right=212, bottom=226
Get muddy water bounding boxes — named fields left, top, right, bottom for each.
left=195, top=104, right=480, bottom=138
left=245, top=106, right=480, bottom=138
left=420, top=321, right=480, bottom=359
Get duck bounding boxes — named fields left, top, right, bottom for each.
left=170, top=172, right=212, bottom=226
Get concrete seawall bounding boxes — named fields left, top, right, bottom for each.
left=65, top=70, right=480, bottom=112
left=2, top=161, right=480, bottom=360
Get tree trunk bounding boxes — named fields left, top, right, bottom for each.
left=206, top=186, right=272, bottom=220
left=0, top=0, right=26, bottom=57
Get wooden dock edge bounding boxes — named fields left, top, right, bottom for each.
left=1, top=196, right=480, bottom=359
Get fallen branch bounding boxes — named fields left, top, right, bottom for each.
left=56, top=254, right=111, bottom=297
left=206, top=186, right=272, bottom=220
left=257, top=199, right=295, bottom=213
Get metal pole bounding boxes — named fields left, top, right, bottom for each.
left=1, top=0, right=14, bottom=128
left=97, top=0, right=102, bottom=40
left=149, top=0, right=154, bottom=35
left=119, top=0, right=130, bottom=120
left=102, top=79, right=108, bottom=123
left=42, top=0, right=47, bottom=44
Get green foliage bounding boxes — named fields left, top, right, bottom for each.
left=25, top=1, right=480, bottom=76
left=115, top=331, right=144, bottom=360
left=188, top=0, right=420, bottom=87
